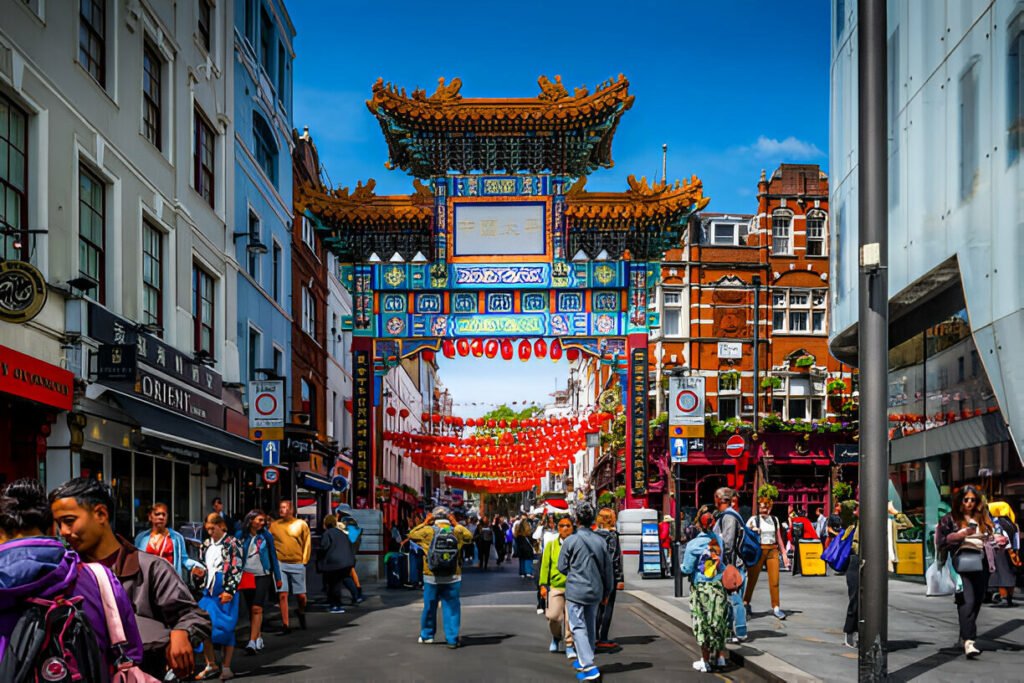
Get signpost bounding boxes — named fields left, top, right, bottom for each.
left=670, top=437, right=688, bottom=464
left=248, top=380, right=284, bottom=441
left=668, top=375, right=705, bottom=439
left=262, top=467, right=280, bottom=485
left=725, top=434, right=746, bottom=458
left=262, top=440, right=280, bottom=467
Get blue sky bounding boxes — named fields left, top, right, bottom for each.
left=289, top=1, right=831, bottom=412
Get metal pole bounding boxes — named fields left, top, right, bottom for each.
left=673, top=462, right=684, bottom=597
left=752, top=275, right=762, bottom=431
left=857, top=0, right=889, bottom=678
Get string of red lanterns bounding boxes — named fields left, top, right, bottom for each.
left=439, top=338, right=579, bottom=362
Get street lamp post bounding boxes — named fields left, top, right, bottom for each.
left=752, top=275, right=762, bottom=431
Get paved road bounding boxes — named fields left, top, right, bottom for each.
left=237, top=563, right=764, bottom=682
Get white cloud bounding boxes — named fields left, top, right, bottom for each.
left=742, top=135, right=824, bottom=160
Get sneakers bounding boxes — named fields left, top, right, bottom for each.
left=447, top=641, right=460, bottom=649
left=572, top=659, right=588, bottom=671
left=692, top=659, right=710, bottom=672
left=716, top=655, right=728, bottom=668
left=595, top=640, right=617, bottom=650
left=536, top=607, right=545, bottom=614
left=329, top=606, right=346, bottom=614
left=728, top=635, right=747, bottom=644
left=565, top=645, right=576, bottom=659
left=245, top=640, right=257, bottom=655
left=844, top=632, right=857, bottom=648
left=772, top=607, right=786, bottom=620
left=255, top=637, right=264, bottom=651
left=278, top=626, right=292, bottom=635
left=219, top=668, right=234, bottom=681
left=418, top=637, right=434, bottom=644
left=355, top=596, right=366, bottom=604
left=576, top=667, right=601, bottom=681
left=549, top=637, right=560, bottom=653
left=965, top=640, right=981, bottom=658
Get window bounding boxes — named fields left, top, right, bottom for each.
left=718, top=396, right=739, bottom=420
left=806, top=211, right=826, bottom=256
left=79, top=0, right=105, bottom=86
left=712, top=222, right=738, bottom=245
left=812, top=289, right=827, bottom=333
left=252, top=113, right=277, bottom=184
left=959, top=59, right=979, bottom=200
left=771, top=288, right=826, bottom=335
left=78, top=166, right=105, bottom=301
left=197, top=0, right=212, bottom=52
left=272, top=241, right=282, bottom=302
left=301, top=215, right=316, bottom=252
left=302, top=286, right=316, bottom=337
left=194, top=109, right=215, bottom=208
left=142, top=221, right=162, bottom=328
left=771, top=210, right=792, bottom=254
left=192, top=265, right=214, bottom=356
left=142, top=41, right=162, bottom=150
left=244, top=0, right=255, bottom=45
left=247, top=327, right=261, bottom=383
left=662, top=289, right=683, bottom=337
left=300, top=378, right=314, bottom=423
left=259, top=7, right=273, bottom=77
left=888, top=27, right=900, bottom=204
left=277, top=42, right=287, bottom=102
left=719, top=371, right=740, bottom=393
left=1008, top=14, right=1024, bottom=163
left=0, top=94, right=28, bottom=261
left=272, top=346, right=283, bottom=376
left=771, top=290, right=786, bottom=331
left=246, top=210, right=260, bottom=280
left=331, top=312, right=341, bottom=357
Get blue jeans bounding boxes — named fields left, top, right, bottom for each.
left=420, top=580, right=461, bottom=645
left=727, top=569, right=748, bottom=637
left=519, top=558, right=533, bottom=576
left=566, top=601, right=599, bottom=669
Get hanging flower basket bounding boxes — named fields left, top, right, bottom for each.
left=827, top=379, right=847, bottom=394
left=760, top=376, right=783, bottom=390
left=757, top=483, right=779, bottom=502
left=794, top=354, right=816, bottom=368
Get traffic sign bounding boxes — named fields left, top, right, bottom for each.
left=688, top=438, right=705, bottom=452
left=725, top=434, right=746, bottom=458
left=249, top=427, right=284, bottom=441
left=669, top=375, right=705, bottom=428
left=670, top=424, right=706, bottom=438
left=670, top=437, right=688, bottom=464
left=262, top=440, right=281, bottom=467
left=248, top=380, right=285, bottom=436
left=262, top=467, right=280, bottom=484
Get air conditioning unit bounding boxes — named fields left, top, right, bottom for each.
left=670, top=354, right=678, bottom=363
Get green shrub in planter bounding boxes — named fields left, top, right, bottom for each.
left=757, top=483, right=779, bottom=501
left=794, top=354, right=815, bottom=367
left=833, top=481, right=854, bottom=502
left=760, top=376, right=782, bottom=390
left=827, top=379, right=847, bottom=394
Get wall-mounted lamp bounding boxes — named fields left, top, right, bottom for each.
left=232, top=230, right=269, bottom=255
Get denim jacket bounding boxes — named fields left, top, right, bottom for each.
left=134, top=528, right=199, bottom=579
left=237, top=529, right=282, bottom=583
left=682, top=531, right=726, bottom=585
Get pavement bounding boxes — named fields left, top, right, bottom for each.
left=237, top=562, right=765, bottom=682
left=626, top=568, right=1024, bottom=683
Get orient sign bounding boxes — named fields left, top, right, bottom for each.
left=0, top=261, right=48, bottom=324
left=135, top=369, right=224, bottom=428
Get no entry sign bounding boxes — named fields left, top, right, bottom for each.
left=725, top=434, right=745, bottom=458
left=248, top=380, right=284, bottom=435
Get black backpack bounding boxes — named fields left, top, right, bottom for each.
left=0, top=594, right=108, bottom=683
left=480, top=527, right=494, bottom=543
left=427, top=525, right=461, bottom=577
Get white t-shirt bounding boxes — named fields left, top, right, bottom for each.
left=747, top=515, right=778, bottom=545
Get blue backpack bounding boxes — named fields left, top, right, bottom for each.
left=723, top=509, right=763, bottom=567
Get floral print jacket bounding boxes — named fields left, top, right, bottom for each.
left=200, top=534, right=242, bottom=596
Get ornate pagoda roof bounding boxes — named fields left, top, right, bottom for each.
left=367, top=75, right=635, bottom=177
left=295, top=178, right=433, bottom=228
left=565, top=175, right=711, bottom=228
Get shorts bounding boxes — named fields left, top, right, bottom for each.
left=241, top=574, right=274, bottom=610
left=279, top=562, right=307, bottom=594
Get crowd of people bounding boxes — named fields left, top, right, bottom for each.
left=0, top=477, right=364, bottom=681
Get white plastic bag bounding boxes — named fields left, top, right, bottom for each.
left=925, top=560, right=955, bottom=596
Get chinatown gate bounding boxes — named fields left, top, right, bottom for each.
left=293, top=75, right=709, bottom=509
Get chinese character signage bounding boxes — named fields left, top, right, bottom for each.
left=630, top=347, right=648, bottom=497
left=352, top=349, right=373, bottom=506
left=96, top=344, right=137, bottom=382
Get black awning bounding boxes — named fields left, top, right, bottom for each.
left=299, top=471, right=334, bottom=492
left=106, top=392, right=260, bottom=465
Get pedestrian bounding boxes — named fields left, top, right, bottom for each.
left=515, top=518, right=536, bottom=578
left=192, top=513, right=242, bottom=681
left=135, top=502, right=200, bottom=581
left=474, top=517, right=494, bottom=570
left=492, top=515, right=507, bottom=567
left=269, top=500, right=311, bottom=634
left=744, top=497, right=789, bottom=620
left=408, top=506, right=473, bottom=648
left=594, top=507, right=625, bottom=650
left=534, top=515, right=558, bottom=611
left=211, top=497, right=238, bottom=537
left=237, top=509, right=282, bottom=655
left=712, top=487, right=747, bottom=644
left=682, top=510, right=729, bottom=673
left=840, top=499, right=860, bottom=648
left=317, top=514, right=360, bottom=613
left=684, top=505, right=712, bottom=544
left=787, top=507, right=817, bottom=575
left=937, top=485, right=1007, bottom=658
left=825, top=502, right=843, bottom=549
left=49, top=477, right=210, bottom=680
left=659, top=514, right=673, bottom=577
left=988, top=501, right=1019, bottom=607
left=0, top=478, right=145, bottom=680
left=539, top=515, right=576, bottom=658
left=814, top=507, right=828, bottom=542
left=505, top=519, right=515, bottom=563
left=557, top=502, right=612, bottom=681
left=464, top=516, right=479, bottom=565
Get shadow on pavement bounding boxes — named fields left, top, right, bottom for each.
left=614, top=634, right=659, bottom=645
left=460, top=632, right=515, bottom=647
left=888, top=619, right=1024, bottom=682
left=598, top=661, right=654, bottom=674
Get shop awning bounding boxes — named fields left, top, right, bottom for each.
left=299, top=471, right=334, bottom=492
left=107, top=392, right=260, bottom=465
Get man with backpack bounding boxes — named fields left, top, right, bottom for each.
left=713, top=487, right=761, bottom=644
left=49, top=477, right=210, bottom=680
left=407, top=506, right=473, bottom=648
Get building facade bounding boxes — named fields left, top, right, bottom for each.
left=830, top=0, right=1024, bottom=560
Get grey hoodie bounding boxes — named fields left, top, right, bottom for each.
left=557, top=527, right=613, bottom=605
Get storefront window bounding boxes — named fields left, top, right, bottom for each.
left=80, top=451, right=104, bottom=481
left=134, top=453, right=153, bottom=530
left=155, top=458, right=172, bottom=521
left=111, top=449, right=133, bottom=537
left=174, top=463, right=190, bottom=531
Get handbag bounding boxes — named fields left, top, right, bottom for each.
left=821, top=525, right=854, bottom=572
left=925, top=560, right=956, bottom=596
left=197, top=573, right=240, bottom=647
left=952, top=548, right=984, bottom=574
left=722, top=564, right=743, bottom=592
left=238, top=571, right=256, bottom=591
left=82, top=564, right=161, bottom=683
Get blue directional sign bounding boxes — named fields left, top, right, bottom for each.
left=670, top=437, right=688, bottom=464
left=262, top=440, right=281, bottom=467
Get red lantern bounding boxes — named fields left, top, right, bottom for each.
left=534, top=339, right=547, bottom=358
left=501, top=339, right=514, bottom=361
left=386, top=406, right=397, bottom=417
left=457, top=339, right=470, bottom=356
left=510, top=419, right=519, bottom=428
left=421, top=412, right=431, bottom=422
left=566, top=348, right=580, bottom=362
left=471, top=339, right=484, bottom=357
left=431, top=414, right=443, bottom=424
left=399, top=408, right=410, bottom=419
left=443, top=340, right=456, bottom=359
left=422, top=349, right=436, bottom=363
left=484, top=339, right=499, bottom=358
left=487, top=419, right=497, bottom=428
left=518, top=340, right=532, bottom=362
left=550, top=339, right=563, bottom=361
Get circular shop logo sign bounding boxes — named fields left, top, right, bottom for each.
left=0, top=260, right=48, bottom=324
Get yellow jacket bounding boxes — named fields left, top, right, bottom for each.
left=407, top=521, right=473, bottom=580
left=270, top=517, right=311, bottom=565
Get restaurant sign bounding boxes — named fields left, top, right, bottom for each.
left=0, top=261, right=48, bottom=324
left=0, top=345, right=73, bottom=411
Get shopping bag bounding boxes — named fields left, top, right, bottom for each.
left=925, top=561, right=956, bottom=596
left=821, top=526, right=854, bottom=572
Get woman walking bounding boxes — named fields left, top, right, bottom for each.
left=193, top=513, right=242, bottom=680
left=681, top=511, right=729, bottom=673
left=937, top=485, right=1007, bottom=658
left=237, top=509, right=282, bottom=655
left=492, top=515, right=507, bottom=567
left=744, top=498, right=789, bottom=620
left=534, top=515, right=558, bottom=612
left=515, top=519, right=536, bottom=578
left=840, top=499, right=859, bottom=648
left=988, top=501, right=1019, bottom=607
left=595, top=507, right=625, bottom=650
left=317, top=514, right=359, bottom=613
left=474, top=518, right=495, bottom=571
left=135, top=502, right=199, bottom=580
left=539, top=515, right=576, bottom=658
